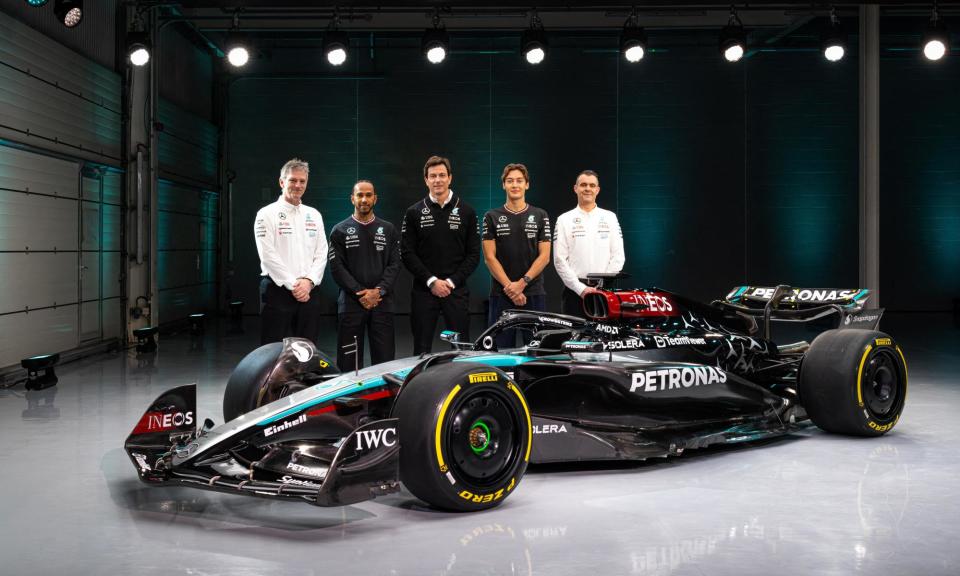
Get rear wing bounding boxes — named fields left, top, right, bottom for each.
left=724, top=286, right=870, bottom=308
left=715, top=285, right=881, bottom=339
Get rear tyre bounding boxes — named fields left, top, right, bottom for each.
left=393, top=362, right=532, bottom=511
left=799, top=329, right=907, bottom=436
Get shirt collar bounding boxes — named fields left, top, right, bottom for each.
left=428, top=189, right=455, bottom=208
left=278, top=195, right=301, bottom=211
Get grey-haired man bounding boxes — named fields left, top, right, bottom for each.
left=254, top=158, right=328, bottom=344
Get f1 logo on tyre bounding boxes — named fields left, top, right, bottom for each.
left=355, top=427, right=397, bottom=450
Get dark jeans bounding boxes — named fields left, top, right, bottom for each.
left=410, top=286, right=470, bottom=355
left=336, top=299, right=395, bottom=373
left=488, top=293, right=547, bottom=350
left=259, top=277, right=325, bottom=345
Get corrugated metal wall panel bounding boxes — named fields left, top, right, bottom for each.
left=81, top=201, right=100, bottom=250
left=0, top=10, right=121, bottom=163
left=0, top=145, right=78, bottom=196
left=159, top=25, right=214, bottom=122
left=102, top=170, right=122, bottom=205
left=81, top=174, right=99, bottom=201
left=80, top=256, right=98, bottom=301
left=0, top=0, right=118, bottom=70
left=158, top=211, right=200, bottom=251
left=102, top=252, right=121, bottom=299
left=158, top=250, right=200, bottom=290
left=0, top=7, right=119, bottom=105
left=0, top=190, right=77, bottom=251
left=102, top=203, right=121, bottom=251
left=102, top=298, right=121, bottom=340
left=0, top=304, right=77, bottom=368
left=0, top=252, right=76, bottom=313
left=158, top=99, right=218, bottom=186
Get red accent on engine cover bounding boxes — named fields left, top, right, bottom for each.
left=583, top=290, right=679, bottom=321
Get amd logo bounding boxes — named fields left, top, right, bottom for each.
left=355, top=427, right=397, bottom=450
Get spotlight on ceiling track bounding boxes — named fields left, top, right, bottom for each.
left=324, top=11, right=349, bottom=66
left=422, top=9, right=450, bottom=64
left=719, top=5, right=746, bottom=62
left=225, top=12, right=249, bottom=68
left=54, top=0, right=83, bottom=28
left=822, top=7, right=846, bottom=62
left=521, top=9, right=548, bottom=65
left=923, top=1, right=949, bottom=61
left=127, top=31, right=151, bottom=67
left=621, top=7, right=648, bottom=63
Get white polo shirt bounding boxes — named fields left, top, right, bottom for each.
left=254, top=196, right=328, bottom=290
left=553, top=205, right=625, bottom=295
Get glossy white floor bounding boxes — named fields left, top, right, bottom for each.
left=1, top=314, right=957, bottom=576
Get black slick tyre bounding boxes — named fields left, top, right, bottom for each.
left=222, top=342, right=283, bottom=422
left=392, top=362, right=532, bottom=512
left=799, top=329, right=908, bottom=436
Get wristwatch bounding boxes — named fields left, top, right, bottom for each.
left=522, top=275, right=532, bottom=284
left=378, top=287, right=386, bottom=297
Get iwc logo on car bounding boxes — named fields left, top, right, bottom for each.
left=630, top=366, right=727, bottom=392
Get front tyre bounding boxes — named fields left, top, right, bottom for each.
left=393, top=362, right=532, bottom=511
left=799, top=329, right=908, bottom=436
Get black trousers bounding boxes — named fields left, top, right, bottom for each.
left=260, top=277, right=325, bottom=345
left=410, top=286, right=470, bottom=355
left=561, top=287, right=585, bottom=318
left=336, top=299, right=395, bottom=373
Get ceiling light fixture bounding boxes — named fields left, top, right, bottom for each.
left=54, top=0, right=83, bottom=28
left=422, top=8, right=450, bottom=64
left=521, top=9, right=548, bottom=65
left=822, top=6, right=846, bottom=62
left=621, top=7, right=648, bottom=63
left=923, top=1, right=949, bottom=61
left=719, top=5, right=746, bottom=63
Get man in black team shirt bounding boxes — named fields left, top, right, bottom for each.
left=401, top=156, right=481, bottom=354
left=329, top=180, right=401, bottom=371
left=482, top=163, right=552, bottom=349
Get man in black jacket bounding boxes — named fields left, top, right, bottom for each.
left=401, top=156, right=481, bottom=354
left=329, top=180, right=400, bottom=371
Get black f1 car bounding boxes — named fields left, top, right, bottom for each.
left=125, top=278, right=907, bottom=512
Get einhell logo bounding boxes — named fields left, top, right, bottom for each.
left=264, top=414, right=307, bottom=437
left=132, top=410, right=194, bottom=434
left=468, top=372, right=499, bottom=384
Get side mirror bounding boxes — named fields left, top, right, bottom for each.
left=440, top=330, right=474, bottom=350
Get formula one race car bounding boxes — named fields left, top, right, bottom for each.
left=125, top=277, right=907, bottom=512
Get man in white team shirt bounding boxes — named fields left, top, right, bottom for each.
left=254, top=158, right=328, bottom=344
left=553, top=170, right=625, bottom=317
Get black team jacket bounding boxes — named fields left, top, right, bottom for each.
left=400, top=195, right=481, bottom=291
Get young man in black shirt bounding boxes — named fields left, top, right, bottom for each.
left=400, top=156, right=481, bottom=354
left=482, top=163, right=552, bottom=348
left=329, top=180, right=400, bottom=371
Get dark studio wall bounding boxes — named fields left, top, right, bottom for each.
left=226, top=28, right=956, bottom=317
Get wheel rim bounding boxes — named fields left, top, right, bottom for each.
left=447, top=388, right=522, bottom=488
left=863, top=349, right=902, bottom=418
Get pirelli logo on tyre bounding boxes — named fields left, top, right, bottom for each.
left=457, top=477, right=517, bottom=504
left=875, top=337, right=892, bottom=346
left=468, top=372, right=499, bottom=384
